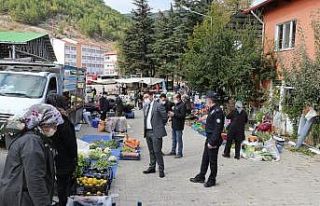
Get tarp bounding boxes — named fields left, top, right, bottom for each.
left=115, top=77, right=164, bottom=86
left=91, top=79, right=117, bottom=85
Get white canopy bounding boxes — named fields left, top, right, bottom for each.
left=115, top=77, right=164, bottom=86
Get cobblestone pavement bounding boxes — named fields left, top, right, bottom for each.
left=1, top=111, right=320, bottom=206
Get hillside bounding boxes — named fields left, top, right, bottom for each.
left=0, top=0, right=130, bottom=41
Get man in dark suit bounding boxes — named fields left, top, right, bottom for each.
left=190, top=92, right=225, bottom=187
left=143, top=91, right=168, bottom=178
left=167, top=93, right=187, bottom=158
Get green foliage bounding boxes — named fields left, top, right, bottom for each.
left=0, top=0, right=130, bottom=40
left=119, top=0, right=155, bottom=76
left=182, top=1, right=274, bottom=100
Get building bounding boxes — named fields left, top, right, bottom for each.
left=52, top=38, right=105, bottom=74
left=0, top=32, right=56, bottom=61
left=80, top=43, right=105, bottom=74
left=104, top=51, right=118, bottom=77
left=245, top=0, right=320, bottom=69
left=51, top=38, right=79, bottom=67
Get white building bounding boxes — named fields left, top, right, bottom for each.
left=104, top=52, right=118, bottom=76
left=81, top=44, right=105, bottom=74
left=51, top=38, right=78, bottom=67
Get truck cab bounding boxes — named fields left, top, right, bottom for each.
left=0, top=61, right=63, bottom=131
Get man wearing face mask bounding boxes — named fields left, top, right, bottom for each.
left=143, top=91, right=168, bottom=178
left=223, top=101, right=248, bottom=160
left=167, top=93, right=187, bottom=158
left=159, top=93, right=174, bottom=113
left=0, top=104, right=64, bottom=206
left=190, top=92, right=225, bottom=187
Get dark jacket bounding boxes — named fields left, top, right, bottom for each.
left=227, top=110, right=248, bottom=140
left=172, top=101, right=187, bottom=130
left=205, top=105, right=225, bottom=147
left=164, top=100, right=174, bottom=113
left=53, top=115, right=78, bottom=175
left=144, top=101, right=168, bottom=138
left=114, top=97, right=124, bottom=116
left=0, top=131, right=54, bottom=206
left=99, top=96, right=109, bottom=112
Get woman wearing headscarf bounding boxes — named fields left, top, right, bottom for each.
left=223, top=101, right=248, bottom=160
left=0, top=104, right=64, bottom=206
left=47, top=94, right=78, bottom=206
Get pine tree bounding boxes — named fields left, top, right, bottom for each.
left=120, top=0, right=155, bottom=76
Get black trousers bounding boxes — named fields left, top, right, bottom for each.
left=145, top=130, right=164, bottom=172
left=224, top=135, right=243, bottom=158
left=100, top=111, right=107, bottom=121
left=57, top=174, right=74, bottom=206
left=199, top=140, right=219, bottom=181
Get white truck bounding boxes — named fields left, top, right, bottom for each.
left=0, top=61, right=86, bottom=144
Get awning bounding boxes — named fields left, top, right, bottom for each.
left=91, top=79, right=117, bottom=85
left=115, top=77, right=164, bottom=86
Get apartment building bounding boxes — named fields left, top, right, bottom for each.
left=51, top=38, right=78, bottom=67
left=80, top=43, right=105, bottom=74
left=104, top=51, right=118, bottom=76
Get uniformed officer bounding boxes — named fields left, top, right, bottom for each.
left=190, top=92, right=225, bottom=187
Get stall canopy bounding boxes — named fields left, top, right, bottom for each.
left=115, top=77, right=164, bottom=85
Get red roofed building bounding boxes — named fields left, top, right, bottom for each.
left=246, top=0, right=320, bottom=70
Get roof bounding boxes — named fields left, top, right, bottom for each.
left=243, top=0, right=275, bottom=13
left=62, top=38, right=78, bottom=45
left=0, top=32, right=47, bottom=44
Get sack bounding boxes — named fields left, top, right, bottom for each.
left=105, top=118, right=116, bottom=133
left=115, top=117, right=127, bottom=132
left=98, top=121, right=106, bottom=132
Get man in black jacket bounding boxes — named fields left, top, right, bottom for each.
left=99, top=92, right=110, bottom=120
left=223, top=101, right=248, bottom=160
left=160, top=93, right=174, bottom=113
left=47, top=94, right=78, bottom=206
left=190, top=92, right=225, bottom=187
left=167, top=94, right=187, bottom=158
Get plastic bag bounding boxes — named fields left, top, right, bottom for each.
left=115, top=117, right=127, bottom=132
left=263, top=138, right=280, bottom=161
left=105, top=118, right=116, bottom=133
left=67, top=196, right=112, bottom=206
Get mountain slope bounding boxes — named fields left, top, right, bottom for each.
left=0, top=0, right=130, bottom=41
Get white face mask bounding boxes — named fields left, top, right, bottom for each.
left=161, top=100, right=166, bottom=105
left=174, top=100, right=179, bottom=105
left=39, top=127, right=57, bottom=137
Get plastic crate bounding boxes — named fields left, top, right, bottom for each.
left=125, top=111, right=135, bottom=119
left=111, top=164, right=118, bottom=179
left=91, top=118, right=100, bottom=128
left=111, top=148, right=121, bottom=160
left=80, top=135, right=112, bottom=144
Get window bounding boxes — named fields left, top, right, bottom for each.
left=47, top=77, right=57, bottom=95
left=276, top=20, right=297, bottom=50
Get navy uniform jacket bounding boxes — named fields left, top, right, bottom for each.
left=205, top=105, right=225, bottom=147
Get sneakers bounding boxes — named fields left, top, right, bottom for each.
left=175, top=154, right=183, bottom=159
left=189, top=175, right=205, bottom=183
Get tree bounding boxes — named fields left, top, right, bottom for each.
left=120, top=0, right=155, bottom=76
left=183, top=1, right=274, bottom=101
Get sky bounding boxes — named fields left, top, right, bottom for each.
left=104, top=0, right=173, bottom=14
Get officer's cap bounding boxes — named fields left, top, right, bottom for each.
left=206, top=91, right=219, bottom=101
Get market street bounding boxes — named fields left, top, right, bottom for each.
left=78, top=110, right=320, bottom=206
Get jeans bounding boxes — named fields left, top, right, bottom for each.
left=296, top=115, right=316, bottom=148
left=171, top=129, right=183, bottom=156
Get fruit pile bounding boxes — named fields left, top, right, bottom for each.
left=77, top=177, right=109, bottom=196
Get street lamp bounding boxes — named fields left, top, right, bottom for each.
left=181, top=6, right=213, bottom=28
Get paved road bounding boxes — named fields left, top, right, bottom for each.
left=1, top=111, right=320, bottom=206
left=110, top=111, right=320, bottom=206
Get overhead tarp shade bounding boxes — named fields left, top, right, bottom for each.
left=115, top=77, right=164, bottom=86
left=92, top=79, right=117, bottom=85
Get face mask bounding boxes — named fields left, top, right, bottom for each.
left=236, top=107, right=243, bottom=113
left=39, top=127, right=57, bottom=137
left=174, top=100, right=179, bottom=105
left=161, top=100, right=166, bottom=105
